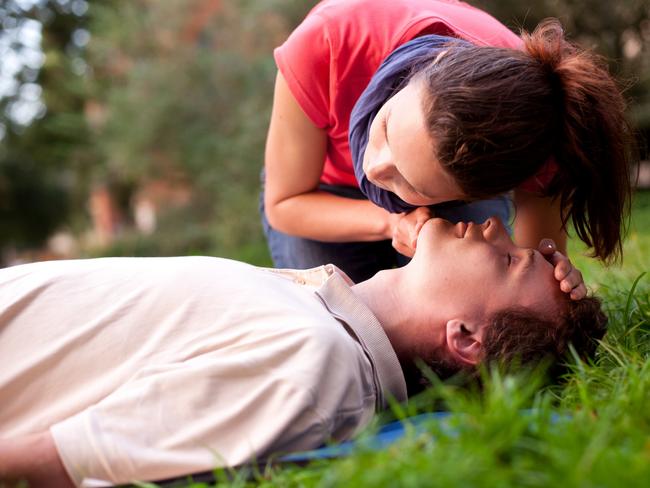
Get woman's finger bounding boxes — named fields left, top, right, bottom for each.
left=538, top=238, right=557, bottom=256
left=538, top=238, right=587, bottom=299
left=561, top=266, right=584, bottom=291
left=391, top=207, right=432, bottom=255
left=569, top=282, right=588, bottom=300
left=554, top=256, right=574, bottom=281
left=408, top=208, right=434, bottom=247
left=392, top=236, right=415, bottom=258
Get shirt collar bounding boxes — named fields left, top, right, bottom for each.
left=314, top=269, right=408, bottom=410
left=262, top=264, right=353, bottom=288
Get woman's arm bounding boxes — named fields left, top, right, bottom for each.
left=0, top=432, right=74, bottom=488
left=264, top=71, right=400, bottom=242
left=513, top=189, right=567, bottom=253
left=514, top=189, right=586, bottom=300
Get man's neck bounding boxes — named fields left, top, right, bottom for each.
left=351, top=269, right=415, bottom=361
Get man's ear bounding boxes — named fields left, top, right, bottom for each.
left=446, top=319, right=484, bottom=366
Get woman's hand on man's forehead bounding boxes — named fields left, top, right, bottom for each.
left=538, top=238, right=587, bottom=300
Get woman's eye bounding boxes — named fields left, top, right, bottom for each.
left=507, top=253, right=512, bottom=266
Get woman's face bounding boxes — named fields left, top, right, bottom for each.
left=362, top=80, right=465, bottom=206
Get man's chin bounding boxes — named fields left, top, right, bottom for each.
left=416, top=218, right=452, bottom=250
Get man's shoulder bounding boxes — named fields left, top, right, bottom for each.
left=277, top=303, right=362, bottom=357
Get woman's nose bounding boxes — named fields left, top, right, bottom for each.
left=365, top=147, right=395, bottom=182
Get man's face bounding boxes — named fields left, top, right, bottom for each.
left=407, top=217, right=564, bottom=322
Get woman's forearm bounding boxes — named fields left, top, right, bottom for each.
left=513, top=189, right=568, bottom=254
left=264, top=71, right=398, bottom=243
left=265, top=190, right=397, bottom=242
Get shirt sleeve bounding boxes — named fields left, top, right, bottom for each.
left=50, top=360, right=321, bottom=486
left=50, top=326, right=373, bottom=486
left=274, top=12, right=332, bottom=128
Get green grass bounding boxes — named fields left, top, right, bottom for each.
left=569, top=190, right=650, bottom=288
left=160, top=192, right=650, bottom=488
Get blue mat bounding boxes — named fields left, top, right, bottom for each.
left=280, top=412, right=452, bottom=462
left=151, top=412, right=452, bottom=487
left=150, top=410, right=566, bottom=486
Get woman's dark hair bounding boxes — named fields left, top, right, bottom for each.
left=416, top=19, right=635, bottom=262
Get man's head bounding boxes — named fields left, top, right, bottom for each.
left=371, top=217, right=607, bottom=389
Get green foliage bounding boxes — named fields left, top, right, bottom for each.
left=569, top=191, right=650, bottom=286
left=1, top=0, right=318, bottom=259
left=0, top=0, right=95, bottom=255
left=2, top=0, right=648, bottom=258
left=0, top=154, right=68, bottom=247
left=82, top=203, right=273, bottom=265
left=474, top=0, right=650, bottom=153
left=83, top=0, right=316, bottom=258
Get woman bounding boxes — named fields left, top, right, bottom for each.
left=261, top=0, right=634, bottom=295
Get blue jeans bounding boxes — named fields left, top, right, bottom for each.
left=259, top=179, right=512, bottom=283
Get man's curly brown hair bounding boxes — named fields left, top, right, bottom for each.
left=481, top=295, right=607, bottom=378
left=403, top=295, right=608, bottom=395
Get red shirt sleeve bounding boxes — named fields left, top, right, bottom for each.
left=274, top=12, right=332, bottom=129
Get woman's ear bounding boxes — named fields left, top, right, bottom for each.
left=446, top=318, right=484, bottom=366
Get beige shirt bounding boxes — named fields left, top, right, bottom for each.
left=0, top=257, right=406, bottom=486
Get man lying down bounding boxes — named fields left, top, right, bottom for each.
left=0, top=217, right=607, bottom=487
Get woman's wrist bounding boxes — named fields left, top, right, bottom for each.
left=383, top=211, right=402, bottom=240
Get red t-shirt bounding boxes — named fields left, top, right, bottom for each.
left=274, top=0, right=523, bottom=188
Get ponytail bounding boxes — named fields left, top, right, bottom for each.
left=522, top=19, right=635, bottom=262
left=419, top=20, right=635, bottom=262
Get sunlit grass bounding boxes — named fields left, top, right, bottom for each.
left=569, top=190, right=650, bottom=286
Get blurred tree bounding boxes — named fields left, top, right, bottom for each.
left=0, top=0, right=94, bottom=261
left=2, top=0, right=647, bottom=265
left=85, top=0, right=317, bottom=253
left=475, top=0, right=650, bottom=156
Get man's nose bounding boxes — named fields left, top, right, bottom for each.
left=482, top=216, right=506, bottom=240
